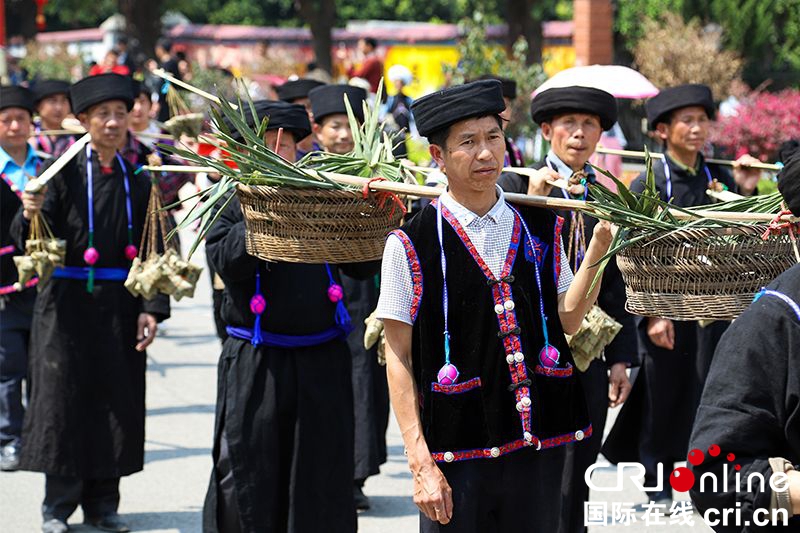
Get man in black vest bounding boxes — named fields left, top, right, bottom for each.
left=498, top=86, right=638, bottom=532
left=377, top=79, right=615, bottom=532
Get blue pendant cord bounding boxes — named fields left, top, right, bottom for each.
left=663, top=158, right=714, bottom=199
left=85, top=145, right=96, bottom=293
left=251, top=270, right=264, bottom=346
left=325, top=263, right=352, bottom=331
left=509, top=206, right=552, bottom=348
left=84, top=146, right=135, bottom=294
left=116, top=152, right=135, bottom=249
left=436, top=200, right=451, bottom=364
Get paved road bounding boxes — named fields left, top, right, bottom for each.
left=0, top=241, right=712, bottom=532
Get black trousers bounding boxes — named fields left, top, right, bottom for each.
left=559, top=359, right=610, bottom=533
left=0, top=290, right=34, bottom=446
left=203, top=339, right=356, bottom=533
left=43, top=475, right=120, bottom=522
left=420, top=445, right=567, bottom=533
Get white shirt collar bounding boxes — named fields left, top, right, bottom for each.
left=545, top=150, right=595, bottom=181
left=440, top=185, right=507, bottom=227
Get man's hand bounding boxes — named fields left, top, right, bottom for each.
left=732, top=154, right=762, bottom=196
left=411, top=458, right=453, bottom=524
left=591, top=219, right=616, bottom=249
left=608, top=362, right=631, bottom=408
left=21, top=189, right=46, bottom=220
left=136, top=313, right=158, bottom=352
left=526, top=167, right=560, bottom=197
left=647, top=317, right=675, bottom=350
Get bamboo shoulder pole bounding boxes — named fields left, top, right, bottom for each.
left=30, top=129, right=83, bottom=137
left=152, top=68, right=236, bottom=109
left=595, top=146, right=781, bottom=172
left=141, top=164, right=793, bottom=223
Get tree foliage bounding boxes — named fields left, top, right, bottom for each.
left=19, top=41, right=85, bottom=80
left=633, top=13, right=742, bottom=100
left=208, top=0, right=267, bottom=26
left=42, top=0, right=117, bottom=29
left=707, top=0, right=800, bottom=82
left=617, top=0, right=800, bottom=88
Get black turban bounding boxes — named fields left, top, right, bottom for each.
left=474, top=75, right=517, bottom=99
left=221, top=100, right=311, bottom=144
left=530, top=86, right=617, bottom=131
left=0, top=85, right=35, bottom=114
left=411, top=80, right=506, bottom=138
left=308, top=84, right=367, bottom=124
left=276, top=79, right=326, bottom=103
left=646, top=84, right=715, bottom=130
left=69, top=73, right=134, bottom=116
left=32, top=79, right=70, bottom=104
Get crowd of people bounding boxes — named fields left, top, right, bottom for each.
left=2, top=30, right=800, bottom=533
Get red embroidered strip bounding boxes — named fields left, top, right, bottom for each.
left=534, top=364, right=574, bottom=378
left=389, top=229, right=424, bottom=323
left=431, top=377, right=482, bottom=394
left=0, top=278, right=38, bottom=296
left=553, top=215, right=564, bottom=283
left=430, top=425, right=592, bottom=463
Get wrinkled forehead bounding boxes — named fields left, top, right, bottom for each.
left=447, top=115, right=503, bottom=139
left=667, top=105, right=710, bottom=122
left=319, top=113, right=352, bottom=127
left=548, top=111, right=602, bottom=125
left=84, top=99, right=129, bottom=116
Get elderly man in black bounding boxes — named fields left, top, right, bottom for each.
left=14, top=73, right=169, bottom=533
left=499, top=86, right=637, bottom=532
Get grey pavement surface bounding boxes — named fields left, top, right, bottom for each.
left=1, top=241, right=713, bottom=532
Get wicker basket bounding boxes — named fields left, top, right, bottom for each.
left=616, top=226, right=797, bottom=321
left=236, top=183, right=404, bottom=264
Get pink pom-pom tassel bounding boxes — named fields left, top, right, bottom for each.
left=539, top=344, right=560, bottom=368
left=249, top=294, right=267, bottom=315
left=83, top=247, right=99, bottom=266
left=327, top=283, right=344, bottom=303
left=437, top=363, right=460, bottom=385
left=124, top=244, right=138, bottom=261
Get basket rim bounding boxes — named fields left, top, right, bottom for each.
left=627, top=224, right=773, bottom=239
left=237, top=182, right=365, bottom=198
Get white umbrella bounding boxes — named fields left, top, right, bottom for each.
left=532, top=65, right=659, bottom=99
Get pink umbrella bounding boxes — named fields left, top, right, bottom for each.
left=532, top=65, right=659, bottom=100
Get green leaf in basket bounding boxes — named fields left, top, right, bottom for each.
left=587, top=227, right=627, bottom=295
left=168, top=177, right=236, bottom=240
left=188, top=189, right=236, bottom=258
left=590, top=163, right=640, bottom=212
left=344, top=95, right=363, bottom=158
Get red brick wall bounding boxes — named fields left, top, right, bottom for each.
left=573, top=0, right=614, bottom=66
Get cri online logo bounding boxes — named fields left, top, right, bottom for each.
left=585, top=444, right=788, bottom=494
